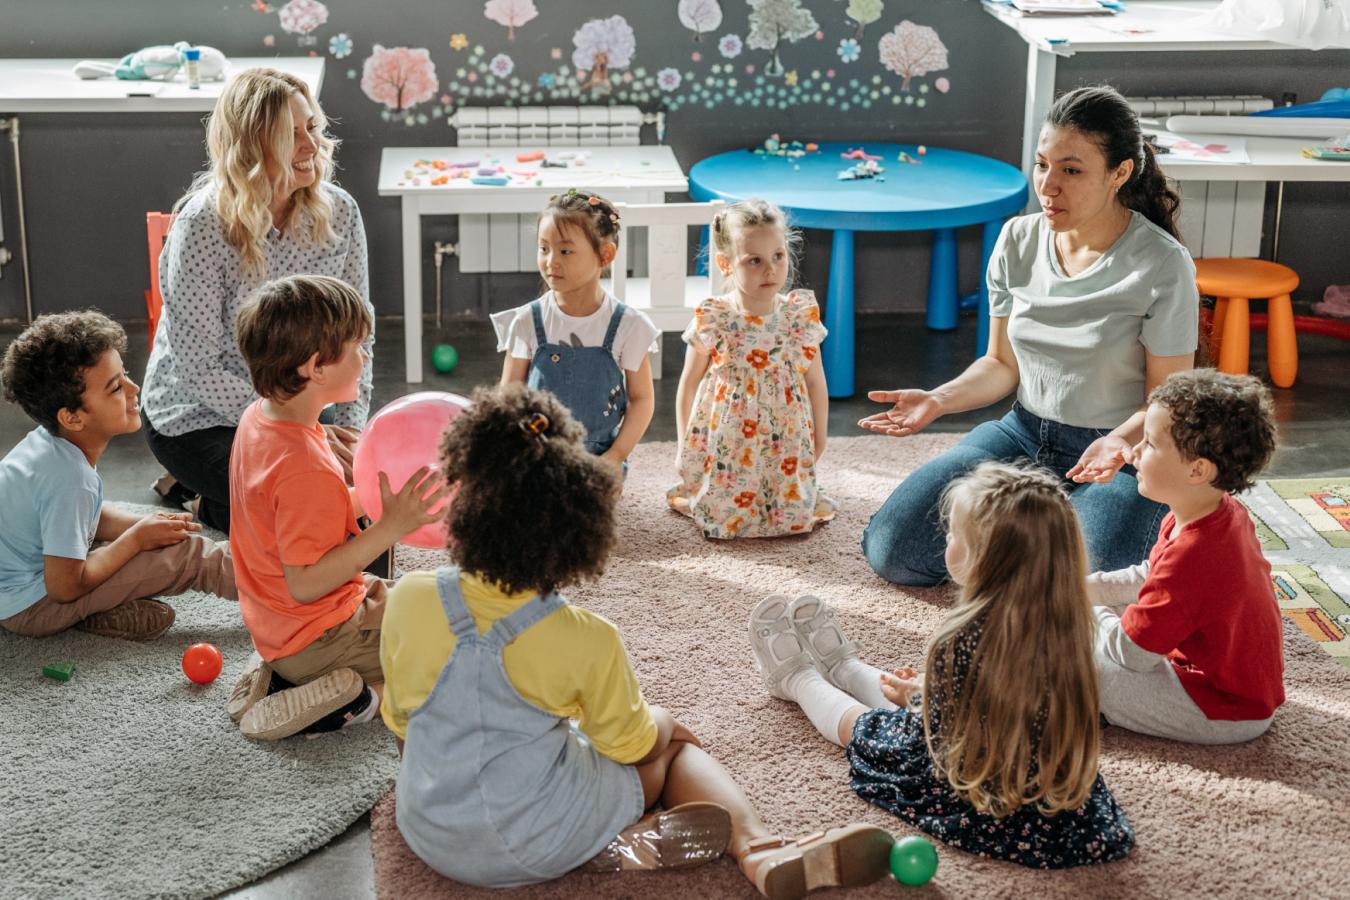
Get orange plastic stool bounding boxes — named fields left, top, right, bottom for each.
left=144, top=212, right=174, bottom=345
left=1195, top=258, right=1299, bottom=388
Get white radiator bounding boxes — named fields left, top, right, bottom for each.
left=451, top=105, right=644, bottom=274
left=1126, top=96, right=1270, bottom=257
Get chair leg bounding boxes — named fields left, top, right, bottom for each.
left=1209, top=297, right=1229, bottom=362
left=1266, top=293, right=1298, bottom=388
left=1217, top=296, right=1250, bottom=376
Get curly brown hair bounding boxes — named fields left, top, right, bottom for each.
left=1, top=310, right=127, bottom=434
left=440, top=383, right=619, bottom=595
left=1149, top=369, right=1276, bottom=493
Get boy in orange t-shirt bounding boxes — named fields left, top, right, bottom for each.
left=228, top=275, right=446, bottom=741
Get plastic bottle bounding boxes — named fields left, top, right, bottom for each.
left=183, top=47, right=202, bottom=89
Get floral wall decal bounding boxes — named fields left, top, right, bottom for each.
left=278, top=0, right=328, bottom=46
left=845, top=0, right=884, bottom=40
left=572, top=15, right=636, bottom=92
left=678, top=0, right=723, bottom=42
left=878, top=20, right=947, bottom=92
left=483, top=0, right=538, bottom=42
left=747, top=0, right=818, bottom=78
left=361, top=44, right=439, bottom=115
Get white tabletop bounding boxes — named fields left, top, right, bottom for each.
left=0, top=57, right=325, bottom=112
left=981, top=0, right=1301, bottom=55
left=377, top=145, right=686, bottom=198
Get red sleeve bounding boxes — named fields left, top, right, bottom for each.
left=1119, top=542, right=1209, bottom=656
left=271, top=471, right=358, bottom=568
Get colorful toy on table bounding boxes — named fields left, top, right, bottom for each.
left=841, top=147, right=883, bottom=161
left=753, top=133, right=820, bottom=159
left=42, top=660, right=76, bottom=682
left=182, top=643, right=223, bottom=684
left=838, top=159, right=885, bottom=181
left=72, top=42, right=228, bottom=82
left=1301, top=132, right=1350, bottom=161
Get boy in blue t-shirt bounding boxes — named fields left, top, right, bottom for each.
left=0, top=311, right=235, bottom=639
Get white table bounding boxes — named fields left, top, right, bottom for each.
left=377, top=145, right=687, bottom=382
left=0, top=57, right=325, bottom=112
left=980, top=1, right=1302, bottom=183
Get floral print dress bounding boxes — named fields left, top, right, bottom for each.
left=667, top=290, right=834, bottom=539
left=846, top=622, right=1135, bottom=869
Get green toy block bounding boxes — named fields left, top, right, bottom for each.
left=42, top=660, right=76, bottom=682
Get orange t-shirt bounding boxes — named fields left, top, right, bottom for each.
left=229, top=400, right=365, bottom=661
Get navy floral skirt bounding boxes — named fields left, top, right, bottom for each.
left=846, top=707, right=1134, bottom=869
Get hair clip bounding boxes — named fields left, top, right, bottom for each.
left=565, top=187, right=579, bottom=199
left=519, top=411, right=550, bottom=440
left=587, top=195, right=600, bottom=206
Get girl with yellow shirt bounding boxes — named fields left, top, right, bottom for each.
left=379, top=384, right=893, bottom=899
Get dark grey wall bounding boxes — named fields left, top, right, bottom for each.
left=2, top=1, right=1347, bottom=326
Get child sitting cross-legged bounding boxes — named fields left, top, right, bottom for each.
left=380, top=383, right=894, bottom=899
left=0, top=311, right=235, bottom=640
left=1090, top=369, right=1283, bottom=743
left=751, top=462, right=1135, bottom=868
left=227, top=275, right=447, bottom=741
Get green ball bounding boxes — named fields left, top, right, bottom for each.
left=889, top=835, right=938, bottom=886
left=431, top=343, right=458, bottom=373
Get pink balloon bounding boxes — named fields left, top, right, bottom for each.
left=353, top=391, right=471, bottom=549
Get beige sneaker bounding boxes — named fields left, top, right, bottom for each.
left=227, top=652, right=273, bottom=723
left=239, top=668, right=363, bottom=741
left=77, top=597, right=175, bottom=641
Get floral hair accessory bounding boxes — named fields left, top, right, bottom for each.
left=587, top=195, right=600, bottom=206
left=519, top=411, right=550, bottom=440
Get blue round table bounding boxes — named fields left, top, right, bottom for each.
left=689, top=143, right=1028, bottom=396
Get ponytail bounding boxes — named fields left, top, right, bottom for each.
left=1120, top=142, right=1181, bottom=241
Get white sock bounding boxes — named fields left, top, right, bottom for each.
left=830, top=658, right=899, bottom=711
left=780, top=665, right=859, bottom=748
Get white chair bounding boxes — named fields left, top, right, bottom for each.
left=606, top=200, right=726, bottom=379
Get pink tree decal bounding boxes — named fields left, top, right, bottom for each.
left=678, top=0, right=724, bottom=42
left=278, top=0, right=328, bottom=36
left=361, top=45, right=439, bottom=113
left=483, top=0, right=538, bottom=42
left=572, top=15, right=636, bottom=90
left=878, top=20, right=948, bottom=92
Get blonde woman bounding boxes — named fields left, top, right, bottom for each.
left=750, top=462, right=1135, bottom=868
left=142, top=67, right=372, bottom=533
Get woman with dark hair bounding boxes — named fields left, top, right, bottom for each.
left=860, top=85, right=1198, bottom=585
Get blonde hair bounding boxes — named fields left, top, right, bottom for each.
left=710, top=198, right=802, bottom=285
left=924, top=462, right=1101, bottom=819
left=177, top=67, right=339, bottom=277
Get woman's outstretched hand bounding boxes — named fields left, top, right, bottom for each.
left=1067, top=434, right=1132, bottom=483
left=857, top=390, right=942, bottom=437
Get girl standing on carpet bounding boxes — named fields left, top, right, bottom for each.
left=492, top=190, right=657, bottom=474
left=379, top=384, right=894, bottom=899
left=749, top=462, right=1135, bottom=868
left=668, top=199, right=833, bottom=539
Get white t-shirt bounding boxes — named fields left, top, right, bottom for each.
left=988, top=211, right=1199, bottom=429
left=490, top=291, right=659, bottom=373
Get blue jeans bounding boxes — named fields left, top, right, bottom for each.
left=861, top=404, right=1166, bottom=586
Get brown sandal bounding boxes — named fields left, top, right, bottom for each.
left=738, top=824, right=894, bottom=900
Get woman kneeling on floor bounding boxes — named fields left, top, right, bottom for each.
left=379, top=384, right=894, bottom=899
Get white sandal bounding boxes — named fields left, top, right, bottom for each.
left=787, top=595, right=863, bottom=687
left=748, top=593, right=815, bottom=700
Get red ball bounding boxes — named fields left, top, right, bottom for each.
left=182, top=643, right=223, bottom=684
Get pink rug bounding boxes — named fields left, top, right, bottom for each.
left=374, top=435, right=1350, bottom=899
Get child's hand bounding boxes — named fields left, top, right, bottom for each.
left=879, top=666, right=923, bottom=706
left=378, top=467, right=450, bottom=538
left=130, top=512, right=202, bottom=550
left=670, top=719, right=703, bottom=748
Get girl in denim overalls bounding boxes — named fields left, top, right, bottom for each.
left=380, top=384, right=895, bottom=898
left=492, top=190, right=657, bottom=475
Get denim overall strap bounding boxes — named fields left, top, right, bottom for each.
left=600, top=302, right=628, bottom=354
left=485, top=592, right=567, bottom=650
left=435, top=567, right=480, bottom=642
left=529, top=299, right=549, bottom=348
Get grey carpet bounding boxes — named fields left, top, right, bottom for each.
left=0, top=505, right=399, bottom=900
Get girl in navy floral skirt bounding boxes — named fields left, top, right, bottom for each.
left=748, top=462, right=1134, bottom=869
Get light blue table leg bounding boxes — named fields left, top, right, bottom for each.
left=976, top=219, right=1005, bottom=356
left=824, top=229, right=855, bottom=398
left=926, top=227, right=959, bottom=331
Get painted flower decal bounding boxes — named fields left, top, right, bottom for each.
left=449, top=33, right=468, bottom=51
left=784, top=70, right=798, bottom=86
left=538, top=72, right=556, bottom=88
left=718, top=33, right=743, bottom=58
left=838, top=38, right=861, bottom=63
left=329, top=33, right=352, bottom=58
left=489, top=53, right=514, bottom=77
left=936, top=76, right=951, bottom=93
left=657, top=67, right=683, bottom=91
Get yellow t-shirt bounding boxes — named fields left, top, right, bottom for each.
left=379, top=570, right=657, bottom=764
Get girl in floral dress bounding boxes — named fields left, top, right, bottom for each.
left=748, top=462, right=1135, bottom=869
left=668, top=199, right=833, bottom=539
